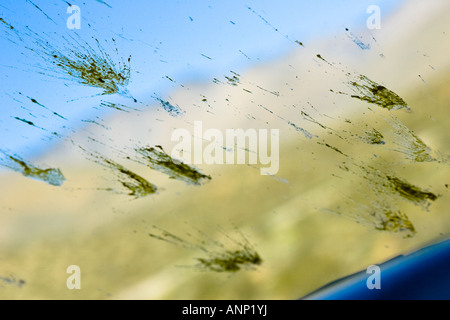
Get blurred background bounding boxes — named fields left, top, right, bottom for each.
left=0, top=0, right=449, bottom=299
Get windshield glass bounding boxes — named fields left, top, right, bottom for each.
left=0, top=0, right=449, bottom=299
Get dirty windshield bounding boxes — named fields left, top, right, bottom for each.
left=0, top=0, right=449, bottom=299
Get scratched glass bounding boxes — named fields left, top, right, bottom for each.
left=0, top=0, right=449, bottom=299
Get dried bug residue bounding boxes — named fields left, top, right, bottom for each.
left=14, top=117, right=36, bottom=127
left=148, top=226, right=262, bottom=273
left=348, top=75, right=410, bottom=111
left=361, top=128, right=385, bottom=145
left=1, top=17, right=132, bottom=96
left=28, top=96, right=67, bottom=120
left=259, top=105, right=313, bottom=139
left=155, top=98, right=184, bottom=117
left=316, top=54, right=333, bottom=66
left=0, top=17, right=13, bottom=29
left=300, top=111, right=329, bottom=130
left=322, top=143, right=441, bottom=236
left=44, top=38, right=131, bottom=95
left=26, top=0, right=56, bottom=24
left=353, top=161, right=439, bottom=210
left=325, top=199, right=417, bottom=238
left=225, top=71, right=241, bottom=86
left=0, top=17, right=20, bottom=40
left=195, top=248, right=262, bottom=273
left=13, top=116, right=54, bottom=133
left=81, top=149, right=157, bottom=198
left=0, top=275, right=26, bottom=288
left=98, top=101, right=140, bottom=113
left=136, top=146, right=211, bottom=185
left=387, top=176, right=438, bottom=206
left=256, top=85, right=280, bottom=97
left=389, top=118, right=436, bottom=163
left=13, top=92, right=67, bottom=121
left=94, top=0, right=112, bottom=8
left=246, top=6, right=300, bottom=45
left=345, top=28, right=371, bottom=50
left=374, top=210, right=416, bottom=237
left=0, top=154, right=65, bottom=186
left=104, top=159, right=157, bottom=198
left=400, top=133, right=436, bottom=163
left=200, top=53, right=212, bottom=60
left=318, top=142, right=346, bottom=156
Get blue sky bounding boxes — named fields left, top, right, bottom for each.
left=0, top=0, right=405, bottom=160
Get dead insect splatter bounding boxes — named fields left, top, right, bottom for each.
left=315, top=54, right=333, bottom=66
left=0, top=275, right=26, bottom=288
left=389, top=118, right=436, bottom=163
left=0, top=154, right=65, bottom=186
left=148, top=226, right=262, bottom=273
left=98, top=100, right=141, bottom=113
left=348, top=75, right=410, bottom=111
left=374, top=210, right=416, bottom=238
left=225, top=71, right=240, bottom=86
left=3, top=21, right=132, bottom=96
left=94, top=0, right=112, bottom=8
left=195, top=248, right=262, bottom=273
left=345, top=28, right=371, bottom=50
left=360, top=128, right=385, bottom=145
left=0, top=17, right=15, bottom=31
left=80, top=149, right=157, bottom=198
left=26, top=0, right=56, bottom=24
left=318, top=142, right=346, bottom=156
left=104, top=159, right=157, bottom=198
left=386, top=176, right=438, bottom=206
left=325, top=200, right=416, bottom=238
left=136, top=145, right=211, bottom=185
left=28, top=96, right=67, bottom=119
left=155, top=98, right=185, bottom=117
left=259, top=105, right=313, bottom=139
left=13, top=117, right=36, bottom=127
left=352, top=161, right=438, bottom=210
left=44, top=38, right=131, bottom=95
